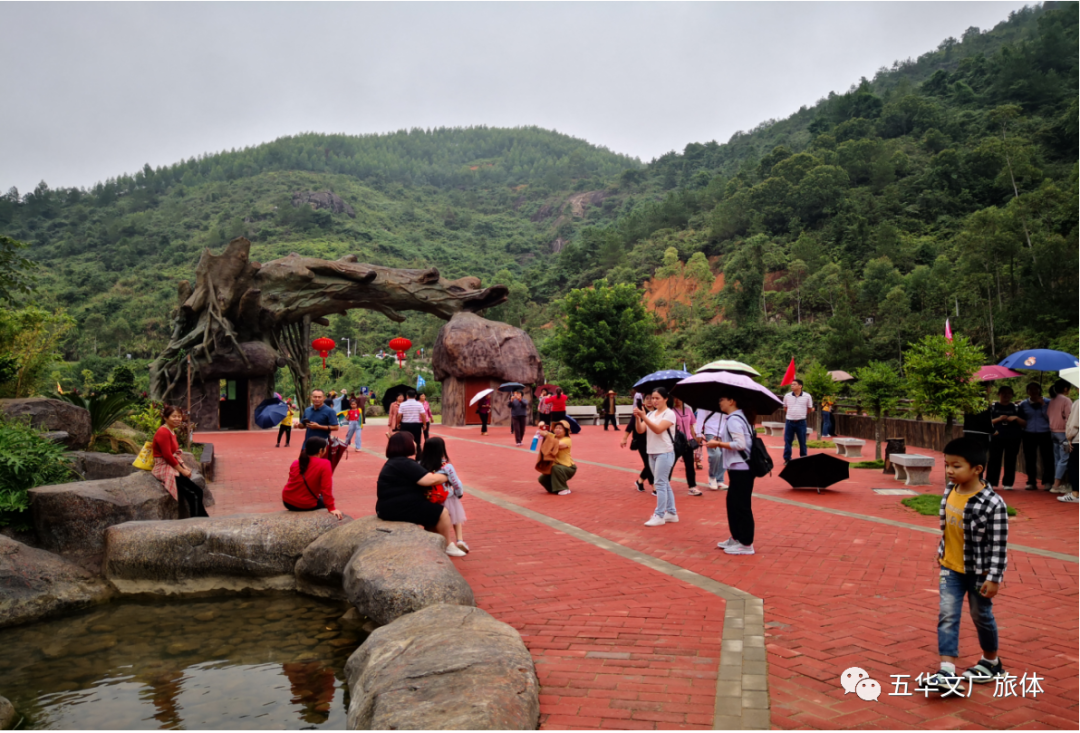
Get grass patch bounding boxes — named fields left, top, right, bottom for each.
left=806, top=439, right=835, bottom=449
left=902, top=493, right=1017, bottom=516
left=851, top=460, right=885, bottom=469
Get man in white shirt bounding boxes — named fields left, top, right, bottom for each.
left=782, top=379, right=814, bottom=464
left=397, top=389, right=429, bottom=459
left=695, top=407, right=728, bottom=490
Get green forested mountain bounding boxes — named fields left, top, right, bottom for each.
left=2, top=1, right=1076, bottom=393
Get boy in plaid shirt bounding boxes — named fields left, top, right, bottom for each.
left=927, top=437, right=1009, bottom=694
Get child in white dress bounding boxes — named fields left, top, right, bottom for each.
left=419, top=437, right=468, bottom=553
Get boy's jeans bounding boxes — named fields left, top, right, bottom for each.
left=938, top=567, right=998, bottom=658
left=345, top=420, right=361, bottom=450
left=783, top=419, right=808, bottom=463
left=821, top=411, right=833, bottom=438
left=649, top=452, right=677, bottom=518
left=704, top=434, right=725, bottom=484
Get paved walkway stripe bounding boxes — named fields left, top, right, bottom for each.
left=435, top=432, right=1079, bottom=565
left=361, top=446, right=770, bottom=730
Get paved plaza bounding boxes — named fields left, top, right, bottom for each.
left=197, top=424, right=1079, bottom=730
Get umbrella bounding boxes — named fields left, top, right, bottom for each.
left=696, top=360, right=761, bottom=377
left=828, top=370, right=855, bottom=382
left=634, top=369, right=692, bottom=394
left=381, top=384, right=412, bottom=412
left=469, top=388, right=495, bottom=406
left=1060, top=367, right=1079, bottom=388
left=534, top=383, right=560, bottom=396
left=253, top=397, right=288, bottom=429
left=670, top=371, right=783, bottom=415
left=998, top=349, right=1079, bottom=372
left=565, top=416, right=581, bottom=434
left=498, top=382, right=526, bottom=393
left=974, top=365, right=1023, bottom=382
left=779, top=453, right=849, bottom=494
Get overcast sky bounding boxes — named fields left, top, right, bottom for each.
left=1, top=1, right=1033, bottom=193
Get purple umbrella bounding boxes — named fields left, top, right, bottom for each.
left=670, top=371, right=783, bottom=415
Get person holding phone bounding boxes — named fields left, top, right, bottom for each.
left=301, top=389, right=339, bottom=446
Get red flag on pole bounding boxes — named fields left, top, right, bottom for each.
left=780, top=358, right=796, bottom=387
left=945, top=318, right=953, bottom=342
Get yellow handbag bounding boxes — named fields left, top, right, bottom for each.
left=132, top=441, right=154, bottom=470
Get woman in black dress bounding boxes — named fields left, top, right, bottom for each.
left=375, top=432, right=466, bottom=557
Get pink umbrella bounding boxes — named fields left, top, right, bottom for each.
left=974, top=365, right=1023, bottom=382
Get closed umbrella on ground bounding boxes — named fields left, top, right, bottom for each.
left=778, top=453, right=850, bottom=494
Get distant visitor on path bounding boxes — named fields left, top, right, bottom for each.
left=419, top=394, right=433, bottom=441
left=152, top=405, right=209, bottom=518
left=375, top=432, right=465, bottom=557
left=987, top=386, right=1021, bottom=491
left=385, top=393, right=404, bottom=437
left=281, top=436, right=343, bottom=519
left=782, top=379, right=813, bottom=464
left=536, top=420, right=576, bottom=496
left=1017, top=382, right=1053, bottom=490
left=420, top=437, right=469, bottom=553
left=820, top=395, right=835, bottom=439
left=301, top=389, right=339, bottom=445
left=924, top=437, right=1009, bottom=694
left=476, top=392, right=491, bottom=435
left=636, top=387, right=678, bottom=527
left=398, top=389, right=428, bottom=459
left=671, top=397, right=702, bottom=496
left=696, top=404, right=727, bottom=491
left=276, top=399, right=295, bottom=448
left=708, top=390, right=757, bottom=555
left=546, top=388, right=568, bottom=426
left=345, top=398, right=363, bottom=452
left=536, top=388, right=552, bottom=425
left=510, top=390, right=529, bottom=447
left=602, top=390, right=618, bottom=431
left=1047, top=379, right=1073, bottom=494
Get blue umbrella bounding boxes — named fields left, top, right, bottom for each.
left=633, top=369, right=693, bottom=395
left=565, top=415, right=582, bottom=434
left=998, top=349, right=1078, bottom=373
left=254, top=397, right=288, bottom=429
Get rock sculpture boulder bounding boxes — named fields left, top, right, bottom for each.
left=0, top=536, right=115, bottom=629
left=0, top=397, right=92, bottom=450
left=296, top=515, right=445, bottom=600
left=69, top=451, right=143, bottom=481
left=103, top=511, right=349, bottom=594
left=0, top=695, right=16, bottom=729
left=341, top=520, right=474, bottom=625
left=345, top=604, right=539, bottom=730
left=29, top=471, right=178, bottom=565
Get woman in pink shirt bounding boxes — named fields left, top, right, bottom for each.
left=1048, top=379, right=1074, bottom=492
left=671, top=397, right=702, bottom=496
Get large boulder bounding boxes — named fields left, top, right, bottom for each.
left=345, top=604, right=539, bottom=730
left=29, top=471, right=177, bottom=565
left=432, top=312, right=543, bottom=384
left=0, top=397, right=92, bottom=450
left=69, top=451, right=142, bottom=481
left=103, top=511, right=349, bottom=594
left=0, top=535, right=115, bottom=629
left=341, top=519, right=473, bottom=625
left=296, top=515, right=445, bottom=600
left=0, top=695, right=15, bottom=729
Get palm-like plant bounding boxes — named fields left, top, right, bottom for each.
left=56, top=392, right=139, bottom=452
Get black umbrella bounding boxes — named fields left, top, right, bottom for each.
left=498, top=382, right=526, bottom=393
left=253, top=397, right=288, bottom=429
left=381, top=384, right=412, bottom=412
left=778, top=453, right=850, bottom=494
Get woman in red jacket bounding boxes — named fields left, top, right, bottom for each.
left=152, top=405, right=209, bottom=517
left=282, top=436, right=344, bottom=519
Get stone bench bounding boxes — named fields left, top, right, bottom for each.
left=890, top=454, right=935, bottom=486
left=761, top=422, right=785, bottom=436
left=566, top=406, right=599, bottom=425
left=833, top=438, right=866, bottom=458
left=615, top=405, right=636, bottom=424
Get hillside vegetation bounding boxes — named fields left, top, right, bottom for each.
left=2, top=2, right=1076, bottom=396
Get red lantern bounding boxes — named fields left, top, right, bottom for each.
left=388, top=337, right=412, bottom=369
left=311, top=337, right=336, bottom=369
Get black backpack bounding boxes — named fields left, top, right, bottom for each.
left=730, top=415, right=773, bottom=478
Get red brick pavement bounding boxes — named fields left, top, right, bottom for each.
left=198, top=424, right=1078, bottom=730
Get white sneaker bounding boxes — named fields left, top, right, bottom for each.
left=717, top=537, right=739, bottom=549
left=718, top=482, right=729, bottom=490
left=707, top=478, right=718, bottom=490
left=445, top=543, right=467, bottom=557
left=663, top=512, right=679, bottom=523
left=1000, top=485, right=1013, bottom=491
left=1058, top=493, right=1079, bottom=503
left=456, top=540, right=471, bottom=553
left=558, top=489, right=572, bottom=496
left=644, top=515, right=666, bottom=527
left=1050, top=486, right=1067, bottom=494
left=723, top=543, right=755, bottom=555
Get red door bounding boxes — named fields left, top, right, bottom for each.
left=462, top=378, right=490, bottom=425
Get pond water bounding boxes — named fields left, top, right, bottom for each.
left=0, top=594, right=367, bottom=730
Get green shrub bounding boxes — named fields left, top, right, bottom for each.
left=851, top=460, right=886, bottom=469
left=0, top=415, right=77, bottom=527
left=902, top=493, right=1017, bottom=517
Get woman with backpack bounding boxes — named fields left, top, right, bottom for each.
left=707, top=390, right=758, bottom=555
left=281, top=436, right=344, bottom=520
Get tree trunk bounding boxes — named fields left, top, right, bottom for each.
left=944, top=413, right=954, bottom=452
left=874, top=406, right=883, bottom=461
